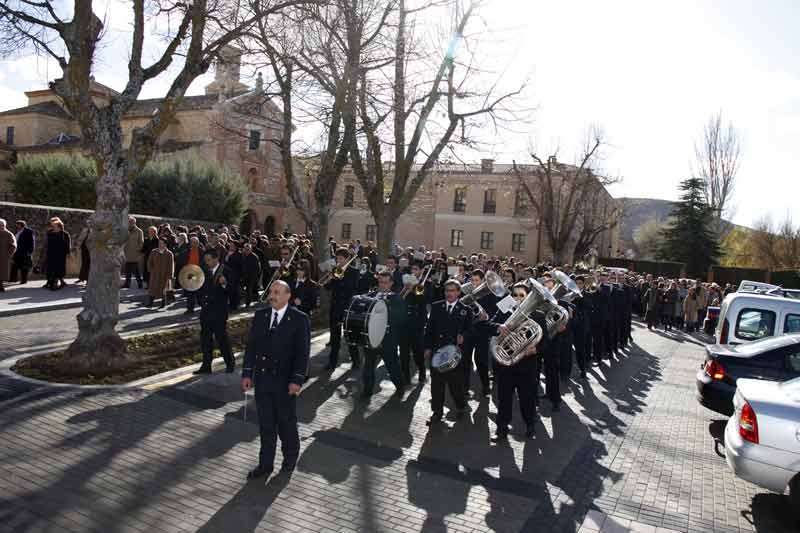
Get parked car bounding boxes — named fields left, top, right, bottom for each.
left=724, top=376, right=800, bottom=510
left=696, top=334, right=800, bottom=416
left=704, top=305, right=720, bottom=335
left=715, top=290, right=800, bottom=345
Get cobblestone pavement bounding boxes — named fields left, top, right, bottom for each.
left=1, top=322, right=798, bottom=533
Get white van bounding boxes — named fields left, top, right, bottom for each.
left=716, top=290, right=800, bottom=345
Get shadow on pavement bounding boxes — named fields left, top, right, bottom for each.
left=197, top=475, right=290, bottom=533
left=744, top=493, right=799, bottom=532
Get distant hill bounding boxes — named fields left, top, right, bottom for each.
left=616, top=197, right=742, bottom=250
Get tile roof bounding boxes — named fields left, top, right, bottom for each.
left=126, top=92, right=247, bottom=118
left=0, top=101, right=70, bottom=119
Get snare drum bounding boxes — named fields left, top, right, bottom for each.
left=344, top=295, right=389, bottom=349
left=431, top=344, right=462, bottom=373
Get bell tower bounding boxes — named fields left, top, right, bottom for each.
left=205, top=46, right=249, bottom=96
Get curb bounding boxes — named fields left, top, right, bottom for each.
left=0, top=293, right=154, bottom=318
left=0, top=329, right=331, bottom=393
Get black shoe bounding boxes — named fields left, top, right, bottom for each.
left=418, top=372, right=427, bottom=383
left=456, top=406, right=470, bottom=419
left=225, top=365, right=235, bottom=373
left=426, top=414, right=443, bottom=426
left=137, top=281, right=143, bottom=289
left=580, top=371, right=587, bottom=380
left=193, top=366, right=212, bottom=375
left=185, top=309, right=194, bottom=315
left=481, top=386, right=491, bottom=398
left=551, top=402, right=561, bottom=412
left=324, top=363, right=336, bottom=371
left=279, top=463, right=296, bottom=475
left=525, top=424, right=536, bottom=439
left=122, top=283, right=130, bottom=289
left=491, top=429, right=509, bottom=443
left=247, top=466, right=272, bottom=480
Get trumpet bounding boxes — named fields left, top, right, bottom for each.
left=319, top=254, right=357, bottom=284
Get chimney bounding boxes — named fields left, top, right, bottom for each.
left=547, top=155, right=557, bottom=166
left=481, top=158, right=494, bottom=173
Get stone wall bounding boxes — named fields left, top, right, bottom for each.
left=0, top=201, right=225, bottom=276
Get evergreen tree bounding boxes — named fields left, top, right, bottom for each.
left=658, top=177, right=720, bottom=277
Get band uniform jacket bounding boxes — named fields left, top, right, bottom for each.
left=242, top=306, right=310, bottom=387
left=198, top=264, right=231, bottom=322
left=424, top=300, right=473, bottom=352
left=325, top=266, right=360, bottom=309
left=291, top=278, right=319, bottom=316
left=377, top=291, right=407, bottom=352
left=477, top=308, right=550, bottom=365
left=403, top=290, right=428, bottom=330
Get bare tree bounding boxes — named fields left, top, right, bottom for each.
left=348, top=0, right=524, bottom=260
left=693, top=110, right=741, bottom=226
left=0, top=0, right=311, bottom=370
left=513, top=128, right=620, bottom=264
left=751, top=216, right=782, bottom=270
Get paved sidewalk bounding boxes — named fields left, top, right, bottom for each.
left=0, top=278, right=151, bottom=317
left=1, top=324, right=798, bottom=532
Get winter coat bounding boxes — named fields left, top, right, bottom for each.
left=147, top=248, right=174, bottom=298
left=0, top=228, right=16, bottom=281
left=683, top=295, right=700, bottom=324
left=663, top=288, right=679, bottom=318
left=44, top=230, right=71, bottom=279
left=124, top=226, right=144, bottom=263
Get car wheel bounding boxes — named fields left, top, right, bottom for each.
left=790, top=474, right=800, bottom=514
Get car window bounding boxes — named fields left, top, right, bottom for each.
left=735, top=308, right=776, bottom=341
left=787, top=351, right=800, bottom=374
left=784, top=314, right=800, bottom=334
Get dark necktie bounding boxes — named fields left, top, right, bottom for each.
left=270, top=312, right=279, bottom=333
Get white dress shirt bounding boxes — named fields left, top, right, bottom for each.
left=271, top=304, right=289, bottom=327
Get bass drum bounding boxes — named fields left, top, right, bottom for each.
left=343, top=295, right=389, bottom=349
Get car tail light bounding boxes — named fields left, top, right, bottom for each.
left=705, top=359, right=726, bottom=380
left=739, top=402, right=759, bottom=444
left=720, top=319, right=730, bottom=344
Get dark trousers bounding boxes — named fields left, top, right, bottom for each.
left=254, top=375, right=299, bottom=469
left=606, top=317, right=618, bottom=354
left=430, top=360, right=467, bottom=416
left=495, top=359, right=536, bottom=428
left=78, top=244, right=90, bottom=282
left=591, top=321, right=606, bottom=360
left=124, top=262, right=142, bottom=286
left=559, top=336, right=574, bottom=380
left=200, top=316, right=234, bottom=368
left=543, top=350, right=561, bottom=406
left=399, top=324, right=426, bottom=382
left=186, top=291, right=197, bottom=312
left=9, top=259, right=30, bottom=284
left=228, top=280, right=241, bottom=310
left=464, top=335, right=491, bottom=392
left=361, top=344, right=404, bottom=396
left=243, top=277, right=259, bottom=307
left=573, top=328, right=589, bottom=374
left=328, top=305, right=359, bottom=367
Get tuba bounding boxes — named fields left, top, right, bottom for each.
left=458, top=271, right=507, bottom=315
left=523, top=277, right=570, bottom=338
left=489, top=281, right=554, bottom=366
left=551, top=270, right=582, bottom=303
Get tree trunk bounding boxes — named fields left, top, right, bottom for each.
left=63, top=167, right=130, bottom=374
left=311, top=210, right=331, bottom=267
left=376, top=211, right=398, bottom=263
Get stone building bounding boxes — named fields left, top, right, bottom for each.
left=0, top=46, right=305, bottom=234
left=328, top=159, right=619, bottom=264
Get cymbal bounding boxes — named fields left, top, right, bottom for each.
left=179, top=264, right=205, bottom=291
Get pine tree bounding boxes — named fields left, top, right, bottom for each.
left=658, top=178, right=721, bottom=277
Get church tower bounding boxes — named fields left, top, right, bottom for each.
left=204, top=46, right=249, bottom=96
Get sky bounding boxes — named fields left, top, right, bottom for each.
left=1, top=0, right=798, bottom=227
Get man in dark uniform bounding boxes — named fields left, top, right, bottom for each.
left=400, top=263, right=429, bottom=384
left=588, top=272, right=610, bottom=363
left=241, top=280, right=310, bottom=479
left=385, top=255, right=404, bottom=292
left=194, top=249, right=235, bottom=374
left=324, top=248, right=360, bottom=370
left=462, top=269, right=498, bottom=398
left=241, top=243, right=262, bottom=308
left=572, top=276, right=592, bottom=379
left=424, top=279, right=472, bottom=426
left=360, top=272, right=407, bottom=397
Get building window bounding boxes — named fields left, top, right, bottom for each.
left=512, top=233, right=526, bottom=252
left=483, top=189, right=496, bottom=214
left=480, top=231, right=494, bottom=250
left=453, top=187, right=467, bottom=212
left=514, top=188, right=530, bottom=216
left=341, top=223, right=352, bottom=240
left=5, top=126, right=14, bottom=146
left=248, top=129, right=261, bottom=151
left=450, top=229, right=464, bottom=248
left=344, top=185, right=354, bottom=207
left=366, top=224, right=377, bottom=242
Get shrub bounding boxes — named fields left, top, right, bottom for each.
left=10, top=151, right=248, bottom=224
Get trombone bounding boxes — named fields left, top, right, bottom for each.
left=415, top=265, right=433, bottom=296
left=261, top=246, right=299, bottom=301
left=319, top=254, right=357, bottom=284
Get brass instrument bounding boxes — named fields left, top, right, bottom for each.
left=585, top=274, right=599, bottom=294
left=489, top=280, right=557, bottom=366
left=415, top=265, right=433, bottom=296
left=551, top=270, right=582, bottom=303
left=319, top=254, right=357, bottom=284
left=523, top=277, right=570, bottom=338
left=459, top=271, right=507, bottom=315
left=262, top=246, right=300, bottom=301
left=178, top=264, right=205, bottom=291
